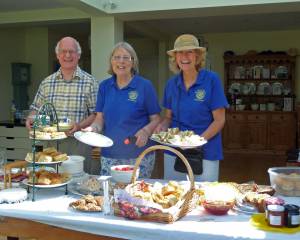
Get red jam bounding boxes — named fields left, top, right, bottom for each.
left=267, top=205, right=285, bottom=227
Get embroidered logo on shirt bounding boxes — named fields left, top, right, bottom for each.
left=128, top=91, right=138, bottom=101
left=195, top=89, right=205, bottom=101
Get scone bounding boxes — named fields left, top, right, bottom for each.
left=37, top=154, right=53, bottom=163
left=53, top=153, right=68, bottom=161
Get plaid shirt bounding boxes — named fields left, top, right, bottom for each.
left=30, top=66, right=98, bottom=123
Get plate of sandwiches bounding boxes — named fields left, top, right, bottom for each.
left=151, top=128, right=207, bottom=149
left=29, top=130, right=67, bottom=140
left=25, top=147, right=69, bottom=164
left=23, top=169, right=71, bottom=188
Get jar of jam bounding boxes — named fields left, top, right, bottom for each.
left=267, top=205, right=285, bottom=227
left=284, top=204, right=300, bottom=228
left=264, top=197, right=285, bottom=220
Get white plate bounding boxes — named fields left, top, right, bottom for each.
left=74, top=131, right=113, bottom=148
left=22, top=178, right=72, bottom=188
left=69, top=175, right=104, bottom=196
left=29, top=133, right=68, bottom=141
left=150, top=136, right=207, bottom=149
left=25, top=156, right=70, bottom=165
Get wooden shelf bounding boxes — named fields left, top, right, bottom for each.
left=221, top=53, right=297, bottom=184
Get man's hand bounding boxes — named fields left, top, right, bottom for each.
left=25, top=117, right=33, bottom=130
left=66, top=123, right=80, bottom=136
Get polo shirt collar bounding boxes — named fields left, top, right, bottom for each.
left=110, top=74, right=138, bottom=89
left=176, top=69, right=206, bottom=89
left=55, top=66, right=81, bottom=81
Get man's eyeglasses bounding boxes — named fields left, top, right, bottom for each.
left=112, top=55, right=133, bottom=62
left=58, top=49, right=77, bottom=55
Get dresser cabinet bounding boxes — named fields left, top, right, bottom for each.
left=221, top=111, right=296, bottom=184
left=223, top=111, right=296, bottom=151
left=0, top=125, right=32, bottom=161
left=221, top=52, right=297, bottom=184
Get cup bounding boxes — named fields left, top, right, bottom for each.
left=251, top=104, right=259, bottom=111
left=235, top=99, right=242, bottom=105
left=260, top=104, right=266, bottom=111
left=267, top=103, right=275, bottom=111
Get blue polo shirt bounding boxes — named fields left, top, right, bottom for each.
left=163, top=69, right=229, bottom=160
left=96, top=74, right=161, bottom=159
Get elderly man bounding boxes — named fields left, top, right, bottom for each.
left=26, top=36, right=99, bottom=174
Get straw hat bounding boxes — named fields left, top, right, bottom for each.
left=167, top=34, right=206, bottom=56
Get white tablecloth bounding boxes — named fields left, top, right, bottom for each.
left=0, top=187, right=299, bottom=240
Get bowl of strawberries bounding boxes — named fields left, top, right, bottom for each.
left=110, top=165, right=139, bottom=183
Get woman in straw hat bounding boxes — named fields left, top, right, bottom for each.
left=155, top=34, right=228, bottom=181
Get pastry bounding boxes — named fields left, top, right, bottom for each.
left=43, top=147, right=57, bottom=155
left=41, top=126, right=57, bottom=133
left=37, top=175, right=52, bottom=185
left=69, top=195, right=103, bottom=212
left=53, top=153, right=68, bottom=161
left=38, top=154, right=53, bottom=163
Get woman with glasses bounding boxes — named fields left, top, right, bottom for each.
left=155, top=34, right=228, bottom=182
left=84, top=42, right=161, bottom=177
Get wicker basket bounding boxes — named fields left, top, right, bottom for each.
left=113, top=145, right=197, bottom=223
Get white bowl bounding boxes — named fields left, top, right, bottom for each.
left=251, top=104, right=259, bottom=111
left=236, top=104, right=246, bottom=111
left=59, top=155, right=85, bottom=176
left=110, top=165, right=139, bottom=183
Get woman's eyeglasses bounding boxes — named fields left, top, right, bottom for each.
left=112, top=55, right=133, bottom=62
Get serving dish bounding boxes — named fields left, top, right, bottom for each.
left=22, top=178, right=72, bottom=188
left=268, top=167, right=300, bottom=196
left=151, top=128, right=207, bottom=149
left=111, top=165, right=139, bottom=184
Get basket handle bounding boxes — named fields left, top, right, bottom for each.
left=131, top=145, right=195, bottom=190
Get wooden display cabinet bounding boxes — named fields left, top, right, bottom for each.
left=221, top=53, right=297, bottom=184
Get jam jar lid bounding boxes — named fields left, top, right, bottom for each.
left=284, top=204, right=300, bottom=213
left=267, top=204, right=285, bottom=212
left=265, top=197, right=285, bottom=206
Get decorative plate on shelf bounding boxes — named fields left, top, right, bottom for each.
left=241, top=83, right=256, bottom=95
left=248, top=83, right=256, bottom=95
left=272, top=82, right=283, bottom=95
left=257, top=82, right=271, bottom=95
left=275, top=66, right=288, bottom=79
left=228, top=83, right=241, bottom=95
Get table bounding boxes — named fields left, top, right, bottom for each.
left=0, top=187, right=300, bottom=240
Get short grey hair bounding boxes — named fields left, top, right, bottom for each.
left=55, top=37, right=82, bottom=55
left=168, top=48, right=207, bottom=74
left=107, top=42, right=139, bottom=75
